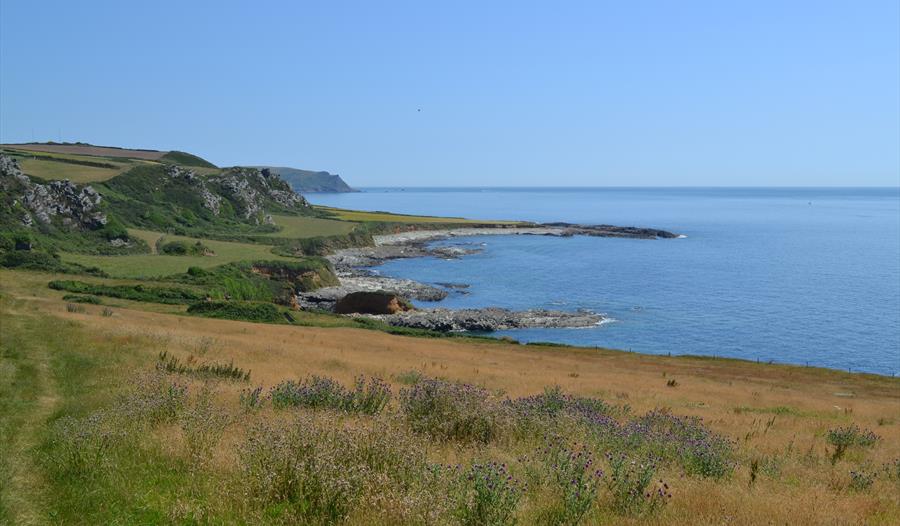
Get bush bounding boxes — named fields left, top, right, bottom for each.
left=50, top=280, right=205, bottom=304
left=186, top=301, right=282, bottom=322
left=400, top=377, right=510, bottom=443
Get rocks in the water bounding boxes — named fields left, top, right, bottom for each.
left=543, top=223, right=679, bottom=239
left=360, top=307, right=603, bottom=332
left=334, top=291, right=413, bottom=315
left=296, top=275, right=447, bottom=311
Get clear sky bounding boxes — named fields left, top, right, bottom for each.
left=1, top=1, right=898, bottom=187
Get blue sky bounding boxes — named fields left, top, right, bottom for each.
left=1, top=1, right=898, bottom=186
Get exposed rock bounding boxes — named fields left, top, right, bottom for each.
left=359, top=307, right=603, bottom=332
left=296, top=275, right=447, bottom=311
left=334, top=291, right=413, bottom=315
left=211, top=167, right=308, bottom=223
left=0, top=153, right=107, bottom=229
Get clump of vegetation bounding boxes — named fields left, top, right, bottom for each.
left=849, top=469, right=877, bottom=491
left=179, top=386, right=231, bottom=469
left=62, top=294, right=102, bottom=304
left=450, top=461, right=523, bottom=526
left=65, top=303, right=85, bottom=313
left=186, top=300, right=283, bottom=322
left=50, top=280, right=205, bottom=304
left=605, top=453, right=671, bottom=516
left=268, top=375, right=391, bottom=414
left=400, top=377, right=511, bottom=443
left=158, top=239, right=214, bottom=256
left=156, top=351, right=250, bottom=382
left=827, top=425, right=880, bottom=464
left=533, top=436, right=604, bottom=524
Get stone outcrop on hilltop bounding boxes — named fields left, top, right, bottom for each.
left=0, top=153, right=107, bottom=230
left=162, top=165, right=309, bottom=225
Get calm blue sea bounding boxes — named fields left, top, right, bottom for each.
left=308, top=188, right=900, bottom=375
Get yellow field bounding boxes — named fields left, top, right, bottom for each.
left=316, top=205, right=521, bottom=224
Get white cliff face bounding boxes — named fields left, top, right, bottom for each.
left=0, top=153, right=107, bottom=229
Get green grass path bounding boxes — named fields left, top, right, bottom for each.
left=0, top=299, right=58, bottom=525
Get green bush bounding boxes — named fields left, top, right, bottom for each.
left=49, top=280, right=205, bottom=304
left=186, top=301, right=283, bottom=322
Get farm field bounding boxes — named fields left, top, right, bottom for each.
left=0, top=143, right=166, bottom=160
left=263, top=214, right=357, bottom=238
left=317, top=205, right=521, bottom=224
left=60, top=231, right=292, bottom=278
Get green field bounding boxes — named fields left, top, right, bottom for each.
left=2, top=148, right=140, bottom=183
left=262, top=214, right=357, bottom=238
left=61, top=231, right=293, bottom=278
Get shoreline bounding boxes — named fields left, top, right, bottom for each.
left=299, top=223, right=679, bottom=331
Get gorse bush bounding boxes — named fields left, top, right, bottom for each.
left=268, top=375, right=391, bottom=414
left=62, top=294, right=102, bottom=304
left=156, top=351, right=251, bottom=382
left=451, top=461, right=523, bottom=526
left=185, top=301, right=283, bottom=322
left=400, top=377, right=511, bottom=443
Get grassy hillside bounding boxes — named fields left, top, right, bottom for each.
left=1, top=272, right=898, bottom=525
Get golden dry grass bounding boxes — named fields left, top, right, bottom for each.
left=3, top=268, right=899, bottom=525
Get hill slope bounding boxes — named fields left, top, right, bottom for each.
left=255, top=166, right=355, bottom=193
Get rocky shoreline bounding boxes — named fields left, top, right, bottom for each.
left=298, top=223, right=678, bottom=332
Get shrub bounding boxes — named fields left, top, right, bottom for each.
left=65, top=303, right=85, bottom=313
left=239, top=386, right=264, bottom=411
left=50, top=280, right=205, bottom=304
left=451, top=461, right=523, bottom=526
left=400, top=377, right=510, bottom=443
left=605, top=453, right=670, bottom=516
left=186, top=301, right=283, bottom=322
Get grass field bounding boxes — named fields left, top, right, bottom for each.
left=262, top=214, right=357, bottom=238
left=1, top=268, right=897, bottom=525
left=60, top=232, right=293, bottom=278
left=2, top=147, right=140, bottom=183
left=0, top=143, right=166, bottom=160
left=316, top=206, right=521, bottom=224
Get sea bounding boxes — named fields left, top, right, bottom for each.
left=307, top=188, right=900, bottom=376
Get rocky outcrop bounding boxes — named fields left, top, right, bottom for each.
left=358, top=307, right=603, bottom=331
left=334, top=291, right=412, bottom=315
left=0, top=153, right=107, bottom=229
left=213, top=167, right=307, bottom=223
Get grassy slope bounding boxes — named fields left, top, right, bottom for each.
left=2, top=147, right=141, bottom=183
left=1, top=269, right=899, bottom=525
